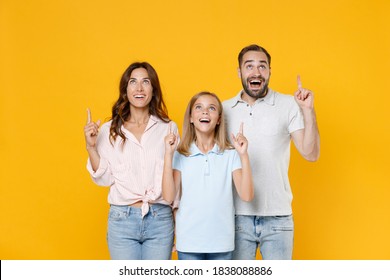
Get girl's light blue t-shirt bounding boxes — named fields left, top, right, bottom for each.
left=173, top=143, right=242, bottom=253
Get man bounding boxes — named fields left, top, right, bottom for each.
left=223, top=44, right=320, bottom=260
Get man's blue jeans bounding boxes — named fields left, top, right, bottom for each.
left=233, top=215, right=294, bottom=260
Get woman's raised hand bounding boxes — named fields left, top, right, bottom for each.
left=84, top=108, right=101, bottom=150
left=164, top=122, right=178, bottom=154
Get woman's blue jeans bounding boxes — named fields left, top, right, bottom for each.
left=107, top=204, right=174, bottom=260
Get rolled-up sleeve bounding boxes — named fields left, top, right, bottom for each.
left=86, top=157, right=113, bottom=186
left=86, top=122, right=114, bottom=187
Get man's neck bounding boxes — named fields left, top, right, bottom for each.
left=241, top=90, right=268, bottom=105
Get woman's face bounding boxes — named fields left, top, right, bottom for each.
left=126, top=68, right=153, bottom=109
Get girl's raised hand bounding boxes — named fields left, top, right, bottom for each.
left=84, top=108, right=101, bottom=150
left=231, top=122, right=248, bottom=155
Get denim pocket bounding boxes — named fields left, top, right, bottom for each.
left=272, top=226, right=293, bottom=232
left=152, top=205, right=172, bottom=220
left=271, top=215, right=293, bottom=232
left=234, top=215, right=245, bottom=232
left=108, top=206, right=127, bottom=221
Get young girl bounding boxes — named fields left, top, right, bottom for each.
left=162, top=91, right=253, bottom=260
left=84, top=62, right=178, bottom=260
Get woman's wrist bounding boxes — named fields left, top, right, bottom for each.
left=86, top=145, right=97, bottom=151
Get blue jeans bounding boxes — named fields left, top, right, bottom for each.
left=233, top=215, right=294, bottom=260
left=178, top=251, right=232, bottom=260
left=107, top=204, right=174, bottom=260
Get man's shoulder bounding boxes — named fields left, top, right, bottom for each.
left=222, top=93, right=240, bottom=108
left=271, top=90, right=297, bottom=108
left=272, top=90, right=294, bottom=101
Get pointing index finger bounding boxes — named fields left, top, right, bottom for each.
left=87, top=108, right=91, bottom=124
left=297, top=75, right=302, bottom=89
left=239, top=122, right=243, bottom=135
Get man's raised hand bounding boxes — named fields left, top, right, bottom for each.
left=294, top=75, right=314, bottom=110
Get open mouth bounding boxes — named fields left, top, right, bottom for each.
left=248, top=78, right=263, bottom=89
left=134, top=94, right=146, bottom=99
left=199, top=118, right=211, bottom=123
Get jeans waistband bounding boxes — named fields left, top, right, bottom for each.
left=110, top=203, right=171, bottom=215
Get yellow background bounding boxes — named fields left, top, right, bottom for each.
left=1, top=0, right=389, bottom=260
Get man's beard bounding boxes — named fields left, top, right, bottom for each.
left=241, top=76, right=269, bottom=99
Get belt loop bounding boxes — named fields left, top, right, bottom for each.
left=127, top=205, right=131, bottom=216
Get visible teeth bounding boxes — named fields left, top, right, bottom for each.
left=135, top=95, right=145, bottom=98
left=199, top=118, right=210, bottom=123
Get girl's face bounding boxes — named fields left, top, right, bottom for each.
left=126, top=68, right=153, bottom=109
left=190, top=95, right=221, bottom=134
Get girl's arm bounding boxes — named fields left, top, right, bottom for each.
left=231, top=123, right=254, bottom=202
left=233, top=153, right=254, bottom=202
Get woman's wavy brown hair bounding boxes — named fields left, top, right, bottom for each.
left=177, top=91, right=233, bottom=156
left=109, top=62, right=170, bottom=145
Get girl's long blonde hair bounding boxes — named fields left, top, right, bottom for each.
left=177, top=91, right=233, bottom=156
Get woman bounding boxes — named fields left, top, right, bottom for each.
left=84, top=62, right=178, bottom=259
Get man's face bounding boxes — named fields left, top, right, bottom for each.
left=239, top=51, right=271, bottom=99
